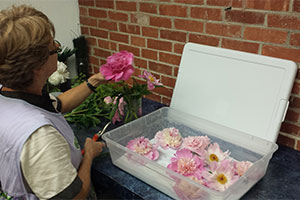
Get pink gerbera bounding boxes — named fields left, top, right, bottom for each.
left=202, top=159, right=239, bottom=192
left=100, top=51, right=134, bottom=82
left=126, top=136, right=159, bottom=160
left=155, top=127, right=182, bottom=150
left=139, top=70, right=162, bottom=90
left=167, top=149, right=204, bottom=177
left=182, top=136, right=211, bottom=155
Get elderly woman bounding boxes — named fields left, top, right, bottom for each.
left=0, top=5, right=105, bottom=199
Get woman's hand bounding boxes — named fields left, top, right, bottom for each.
left=87, top=72, right=108, bottom=88
left=83, top=137, right=105, bottom=159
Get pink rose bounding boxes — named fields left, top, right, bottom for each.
left=126, top=136, right=159, bottom=160
left=104, top=96, right=113, bottom=104
left=100, top=51, right=134, bottom=82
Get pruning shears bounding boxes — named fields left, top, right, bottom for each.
left=81, top=122, right=111, bottom=155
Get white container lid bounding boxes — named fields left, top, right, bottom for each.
left=171, top=43, right=297, bottom=142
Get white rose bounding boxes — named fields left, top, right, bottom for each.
left=48, top=61, right=70, bottom=86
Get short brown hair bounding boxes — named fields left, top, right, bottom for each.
left=0, top=5, right=55, bottom=90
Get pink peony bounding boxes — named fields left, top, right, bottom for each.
left=167, top=149, right=204, bottom=177
left=139, top=70, right=162, bottom=90
left=182, top=136, right=211, bottom=155
left=202, top=159, right=239, bottom=192
left=100, top=51, right=134, bottom=82
left=234, top=160, right=253, bottom=176
left=155, top=127, right=182, bottom=150
left=126, top=136, right=159, bottom=160
left=112, top=97, right=127, bottom=124
left=204, top=143, right=230, bottom=165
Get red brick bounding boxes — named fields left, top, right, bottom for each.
left=150, top=16, right=172, bottom=28
left=80, top=7, right=88, bottom=16
left=142, top=49, right=157, bottom=60
left=189, top=34, right=219, bottom=46
left=174, top=43, right=184, bottom=54
left=174, top=19, right=204, bottom=33
left=294, top=0, right=300, bottom=12
left=142, top=27, right=159, bottom=38
left=108, top=11, right=128, bottom=21
left=162, top=97, right=171, bottom=105
left=262, top=45, right=300, bottom=63
left=97, top=39, right=116, bottom=50
left=95, top=0, right=114, bottom=9
left=281, top=122, right=300, bottom=136
left=81, top=26, right=89, bottom=35
left=140, top=2, right=157, bottom=14
left=80, top=16, right=97, bottom=26
left=297, top=140, right=300, bottom=150
left=147, top=39, right=172, bottom=51
left=225, top=10, right=265, bottom=24
left=86, top=37, right=97, bottom=46
left=119, top=44, right=140, bottom=56
left=277, top=134, right=295, bottom=148
left=90, top=28, right=108, bottom=38
left=161, top=75, right=176, bottom=88
left=116, top=1, right=137, bottom=11
left=292, top=81, right=300, bottom=94
left=159, top=4, right=187, bottom=17
left=120, top=23, right=141, bottom=35
left=207, top=0, right=243, bottom=7
left=146, top=93, right=162, bottom=103
left=149, top=61, right=173, bottom=75
left=285, top=109, right=300, bottom=123
left=89, top=55, right=99, bottom=66
left=206, top=23, right=242, bottom=38
left=244, top=27, right=287, bottom=44
left=174, top=0, right=204, bottom=4
left=159, top=52, right=181, bottom=66
left=191, top=7, right=222, bottom=21
left=110, top=32, right=129, bottom=43
left=88, top=8, right=107, bottom=18
left=222, top=39, right=259, bottom=54
left=246, top=0, right=289, bottom=11
left=134, top=58, right=147, bottom=69
left=153, top=86, right=173, bottom=98
left=174, top=67, right=179, bottom=76
left=131, top=36, right=146, bottom=47
left=98, top=20, right=117, bottom=31
left=79, top=0, right=94, bottom=6
left=268, top=14, right=300, bottom=30
left=290, top=96, right=300, bottom=109
left=290, top=33, right=300, bottom=47
left=297, top=70, right=300, bottom=79
left=160, top=30, right=187, bottom=42
left=94, top=48, right=111, bottom=58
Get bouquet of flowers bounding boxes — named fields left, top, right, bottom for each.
left=64, top=51, right=163, bottom=128
left=99, top=50, right=163, bottom=124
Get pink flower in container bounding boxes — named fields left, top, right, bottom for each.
left=126, top=136, right=159, bottom=160
left=182, top=136, right=211, bottom=155
left=104, top=96, right=127, bottom=124
left=234, top=160, right=253, bottom=176
left=100, top=50, right=134, bottom=82
left=202, top=159, right=239, bottom=192
left=155, top=127, right=182, bottom=150
left=139, top=70, right=163, bottom=90
left=204, top=143, right=230, bottom=165
left=167, top=148, right=204, bottom=177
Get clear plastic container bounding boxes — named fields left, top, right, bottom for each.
left=103, top=107, right=278, bottom=200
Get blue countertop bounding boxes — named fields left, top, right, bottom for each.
left=72, top=98, right=300, bottom=200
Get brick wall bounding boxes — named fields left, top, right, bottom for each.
left=78, top=0, right=300, bottom=150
